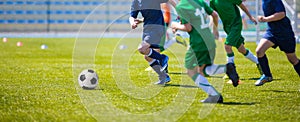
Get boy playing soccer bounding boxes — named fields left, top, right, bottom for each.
left=209, top=0, right=262, bottom=78
left=255, top=0, right=300, bottom=86
left=129, top=0, right=176, bottom=85
left=171, top=0, right=239, bottom=103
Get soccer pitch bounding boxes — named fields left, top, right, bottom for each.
left=0, top=38, right=299, bottom=121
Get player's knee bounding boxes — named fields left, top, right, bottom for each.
left=138, top=46, right=147, bottom=55
left=256, top=49, right=264, bottom=58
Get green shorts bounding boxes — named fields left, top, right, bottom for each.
left=225, top=29, right=244, bottom=48
left=185, top=48, right=215, bottom=70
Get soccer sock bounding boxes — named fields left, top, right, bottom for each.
left=147, top=48, right=164, bottom=60
left=192, top=74, right=219, bottom=96
left=244, top=49, right=259, bottom=64
left=150, top=59, right=166, bottom=80
left=204, top=64, right=226, bottom=76
left=293, top=60, right=300, bottom=76
left=258, top=55, right=272, bottom=77
left=227, top=53, right=234, bottom=63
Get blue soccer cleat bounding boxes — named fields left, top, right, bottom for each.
left=255, top=74, right=273, bottom=86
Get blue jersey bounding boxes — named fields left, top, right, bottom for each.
left=130, top=0, right=168, bottom=26
left=262, top=0, right=294, bottom=37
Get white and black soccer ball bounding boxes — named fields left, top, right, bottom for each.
left=78, top=69, right=99, bottom=90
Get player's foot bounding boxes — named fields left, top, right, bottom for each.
left=154, top=80, right=166, bottom=85
left=160, top=55, right=169, bottom=73
left=226, top=63, right=240, bottom=87
left=201, top=95, right=223, bottom=103
left=256, top=64, right=263, bottom=75
left=255, top=74, right=273, bottom=86
left=165, top=74, right=171, bottom=83
left=175, top=33, right=187, bottom=47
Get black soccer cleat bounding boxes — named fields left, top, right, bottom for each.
left=226, top=63, right=240, bottom=87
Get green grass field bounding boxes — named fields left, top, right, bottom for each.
left=0, top=38, right=299, bottom=121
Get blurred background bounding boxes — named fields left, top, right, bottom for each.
left=0, top=0, right=299, bottom=39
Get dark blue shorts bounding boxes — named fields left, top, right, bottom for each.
left=263, top=32, right=296, bottom=53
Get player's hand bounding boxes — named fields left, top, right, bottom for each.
left=131, top=22, right=138, bottom=29
left=257, top=16, right=266, bottom=22
left=250, top=16, right=257, bottom=25
left=171, top=22, right=180, bottom=33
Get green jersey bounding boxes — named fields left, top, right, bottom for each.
left=210, top=0, right=243, bottom=33
left=176, top=0, right=216, bottom=52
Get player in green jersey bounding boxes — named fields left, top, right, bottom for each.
left=210, top=0, right=263, bottom=76
left=171, top=0, right=239, bottom=103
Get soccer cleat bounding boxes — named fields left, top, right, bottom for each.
left=154, top=75, right=170, bottom=85
left=154, top=80, right=166, bottom=85
left=165, top=75, right=171, bottom=83
left=160, top=55, right=169, bottom=73
left=255, top=74, right=273, bottom=86
left=256, top=64, right=263, bottom=75
left=175, top=33, right=187, bottom=47
left=226, top=63, right=240, bottom=87
left=201, top=95, right=223, bottom=103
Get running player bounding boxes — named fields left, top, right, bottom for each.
left=255, top=0, right=300, bottom=86
left=209, top=0, right=263, bottom=77
left=130, top=0, right=176, bottom=85
left=171, top=0, right=239, bottom=103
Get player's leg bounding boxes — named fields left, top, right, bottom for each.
left=286, top=53, right=300, bottom=76
left=138, top=41, right=169, bottom=85
left=237, top=44, right=263, bottom=75
left=185, top=48, right=222, bottom=103
left=187, top=66, right=223, bottom=103
left=255, top=38, right=274, bottom=86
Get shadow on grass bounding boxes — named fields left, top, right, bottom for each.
left=82, top=88, right=104, bottom=91
left=246, top=78, right=281, bottom=81
left=260, top=90, right=298, bottom=93
left=221, top=102, right=257, bottom=105
left=164, top=84, right=198, bottom=88
left=168, top=72, right=187, bottom=75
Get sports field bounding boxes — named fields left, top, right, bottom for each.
left=0, top=38, right=299, bottom=121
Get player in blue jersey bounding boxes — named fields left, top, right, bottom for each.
left=129, top=0, right=176, bottom=85
left=255, top=0, right=300, bottom=86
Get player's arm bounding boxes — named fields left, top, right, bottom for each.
left=239, top=3, right=257, bottom=25
left=257, top=12, right=285, bottom=22
left=171, top=22, right=192, bottom=32
left=210, top=11, right=219, bottom=39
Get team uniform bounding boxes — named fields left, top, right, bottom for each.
left=262, top=0, right=295, bottom=53
left=176, top=0, right=216, bottom=69
left=174, top=0, right=240, bottom=103
left=130, top=0, right=170, bottom=85
left=209, top=0, right=262, bottom=78
left=131, top=0, right=167, bottom=51
left=210, top=0, right=244, bottom=48
left=255, top=0, right=300, bottom=86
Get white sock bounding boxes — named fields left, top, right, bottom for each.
left=194, top=74, right=219, bottom=96
left=227, top=56, right=234, bottom=63
left=245, top=51, right=259, bottom=64
left=164, top=38, right=176, bottom=49
left=204, top=64, right=226, bottom=76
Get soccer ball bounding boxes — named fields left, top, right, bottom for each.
left=78, top=69, right=99, bottom=90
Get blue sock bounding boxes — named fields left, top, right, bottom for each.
left=148, top=48, right=165, bottom=60
left=293, top=60, right=300, bottom=76
left=258, top=55, right=272, bottom=77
